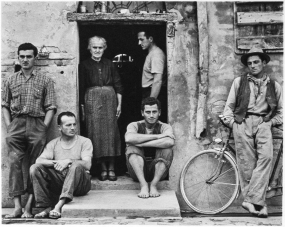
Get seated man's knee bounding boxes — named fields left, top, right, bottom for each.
left=30, top=163, right=44, bottom=176
left=128, top=153, right=144, bottom=163
left=69, top=162, right=84, bottom=170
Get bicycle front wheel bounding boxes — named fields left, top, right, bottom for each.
left=180, top=150, right=239, bottom=214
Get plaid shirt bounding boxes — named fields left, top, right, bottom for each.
left=2, top=70, right=57, bottom=118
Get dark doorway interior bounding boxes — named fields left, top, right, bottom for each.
left=78, top=23, right=167, bottom=176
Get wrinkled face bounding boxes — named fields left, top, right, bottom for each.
left=141, top=104, right=160, bottom=125
left=59, top=115, right=77, bottom=137
left=18, top=50, right=35, bottom=70
left=247, top=55, right=266, bottom=77
left=138, top=32, right=152, bottom=50
left=89, top=39, right=105, bottom=59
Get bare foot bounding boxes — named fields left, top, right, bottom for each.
left=34, top=207, right=52, bottom=219
left=149, top=184, right=160, bottom=197
left=138, top=184, right=149, bottom=198
left=242, top=202, right=259, bottom=216
left=4, top=208, right=23, bottom=219
left=258, top=206, right=268, bottom=218
left=21, top=210, right=33, bottom=218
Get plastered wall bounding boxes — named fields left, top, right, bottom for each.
left=1, top=2, right=283, bottom=210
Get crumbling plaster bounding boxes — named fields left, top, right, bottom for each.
left=1, top=1, right=282, bottom=211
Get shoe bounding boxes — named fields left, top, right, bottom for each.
left=99, top=170, right=108, bottom=181
left=108, top=170, right=117, bottom=181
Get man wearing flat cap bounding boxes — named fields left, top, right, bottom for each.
left=222, top=47, right=283, bottom=218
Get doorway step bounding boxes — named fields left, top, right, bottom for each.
left=91, top=175, right=171, bottom=190
left=62, top=190, right=181, bottom=218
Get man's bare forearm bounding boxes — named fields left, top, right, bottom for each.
left=36, top=157, right=55, bottom=167
left=44, top=109, right=55, bottom=127
left=150, top=73, right=162, bottom=98
left=125, top=132, right=160, bottom=145
left=136, top=137, right=174, bottom=148
left=2, top=107, right=12, bottom=127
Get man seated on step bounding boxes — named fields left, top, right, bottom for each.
left=125, top=97, right=175, bottom=198
left=30, top=111, right=93, bottom=219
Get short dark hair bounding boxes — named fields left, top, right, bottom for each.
left=138, top=29, right=155, bottom=41
left=141, top=97, right=161, bottom=111
left=18, top=43, right=38, bottom=57
left=57, top=111, right=76, bottom=125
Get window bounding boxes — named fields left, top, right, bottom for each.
left=234, top=2, right=283, bottom=54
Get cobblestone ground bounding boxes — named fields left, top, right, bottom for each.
left=2, top=215, right=282, bottom=225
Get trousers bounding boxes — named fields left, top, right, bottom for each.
left=233, top=115, right=273, bottom=206
left=126, top=145, right=173, bottom=182
left=30, top=163, right=91, bottom=207
left=6, top=116, right=47, bottom=197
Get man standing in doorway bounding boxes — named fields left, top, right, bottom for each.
left=138, top=29, right=167, bottom=122
left=2, top=43, right=57, bottom=218
left=222, top=47, right=283, bottom=218
left=125, top=97, right=174, bottom=198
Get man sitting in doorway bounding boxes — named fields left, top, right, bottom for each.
left=30, top=111, right=93, bottom=219
left=125, top=97, right=175, bottom=198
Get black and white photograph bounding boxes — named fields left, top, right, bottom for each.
left=1, top=1, right=283, bottom=225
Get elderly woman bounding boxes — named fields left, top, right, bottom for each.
left=79, top=36, right=123, bottom=181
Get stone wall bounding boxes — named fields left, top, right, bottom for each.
left=1, top=1, right=283, bottom=210
left=1, top=1, right=79, bottom=207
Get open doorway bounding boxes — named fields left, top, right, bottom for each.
left=78, top=23, right=167, bottom=176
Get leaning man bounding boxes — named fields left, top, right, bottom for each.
left=30, top=111, right=93, bottom=219
left=2, top=43, right=56, bottom=218
left=125, top=97, right=175, bottom=198
left=222, top=47, right=283, bottom=218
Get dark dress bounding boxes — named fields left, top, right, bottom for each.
left=79, top=58, right=123, bottom=159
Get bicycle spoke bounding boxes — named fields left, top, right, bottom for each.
left=212, top=182, right=237, bottom=186
left=192, top=183, right=208, bottom=206
left=184, top=179, right=205, bottom=189
left=215, top=167, right=235, bottom=179
left=210, top=185, right=225, bottom=207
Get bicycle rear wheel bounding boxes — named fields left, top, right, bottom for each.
left=180, top=150, right=239, bottom=214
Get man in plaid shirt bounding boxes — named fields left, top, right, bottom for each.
left=2, top=43, right=57, bottom=218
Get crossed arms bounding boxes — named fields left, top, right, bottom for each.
left=125, top=125, right=175, bottom=148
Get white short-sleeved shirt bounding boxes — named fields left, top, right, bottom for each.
left=39, top=135, right=93, bottom=161
left=142, top=46, right=166, bottom=88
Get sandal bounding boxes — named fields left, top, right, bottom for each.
left=49, top=210, right=61, bottom=219
left=108, top=170, right=117, bottom=181
left=34, top=210, right=49, bottom=219
left=99, top=170, right=108, bottom=181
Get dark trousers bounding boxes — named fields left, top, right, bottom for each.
left=142, top=86, right=167, bottom=123
left=30, top=163, right=91, bottom=208
left=6, top=116, right=47, bottom=197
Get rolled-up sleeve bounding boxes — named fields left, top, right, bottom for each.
left=222, top=78, right=240, bottom=128
left=271, top=81, right=283, bottom=126
left=1, top=78, right=11, bottom=109
left=44, top=78, right=57, bottom=113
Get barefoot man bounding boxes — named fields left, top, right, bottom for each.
left=222, top=47, right=283, bottom=218
left=30, top=111, right=92, bottom=219
left=125, top=97, right=174, bottom=198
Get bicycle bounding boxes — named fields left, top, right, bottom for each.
left=180, top=115, right=283, bottom=214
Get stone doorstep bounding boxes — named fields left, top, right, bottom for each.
left=62, top=190, right=181, bottom=218
left=91, top=175, right=171, bottom=190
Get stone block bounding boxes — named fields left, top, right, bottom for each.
left=54, top=60, right=63, bottom=66
left=1, top=59, right=15, bottom=66
left=1, top=66, right=14, bottom=72
left=62, top=60, right=74, bottom=65
left=35, top=60, right=50, bottom=66
left=49, top=53, right=74, bottom=60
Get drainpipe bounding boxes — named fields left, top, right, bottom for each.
left=196, top=2, right=209, bottom=138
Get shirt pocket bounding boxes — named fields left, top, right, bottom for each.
left=33, top=86, right=43, bottom=99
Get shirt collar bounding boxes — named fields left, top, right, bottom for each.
left=247, top=73, right=268, bottom=83
left=91, top=57, right=107, bottom=65
left=19, top=69, right=36, bottom=77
